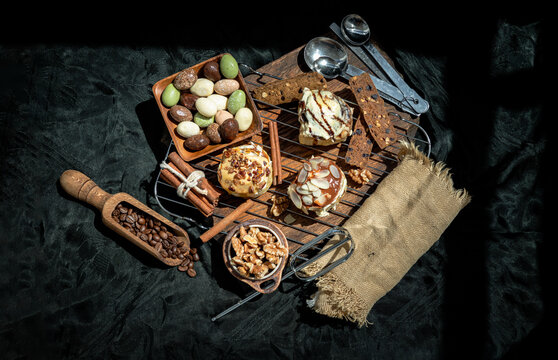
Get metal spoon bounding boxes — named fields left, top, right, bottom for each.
left=341, top=14, right=429, bottom=115
left=303, top=37, right=420, bottom=115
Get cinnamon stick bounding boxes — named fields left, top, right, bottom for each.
left=200, top=199, right=254, bottom=243
left=269, top=121, right=282, bottom=185
left=274, top=121, right=283, bottom=184
left=269, top=121, right=278, bottom=186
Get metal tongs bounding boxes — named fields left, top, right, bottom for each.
left=330, top=15, right=429, bottom=116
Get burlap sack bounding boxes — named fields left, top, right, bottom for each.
left=304, top=141, right=471, bottom=327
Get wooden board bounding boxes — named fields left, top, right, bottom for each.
left=169, top=34, right=422, bottom=251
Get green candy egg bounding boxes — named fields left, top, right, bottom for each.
left=161, top=83, right=180, bottom=107
left=193, top=112, right=215, bottom=128
left=219, top=54, right=239, bottom=79
left=227, top=89, right=246, bottom=115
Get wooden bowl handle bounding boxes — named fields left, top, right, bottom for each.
left=60, top=170, right=111, bottom=212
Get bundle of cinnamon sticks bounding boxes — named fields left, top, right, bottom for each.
left=160, top=152, right=220, bottom=217
left=269, top=120, right=282, bottom=185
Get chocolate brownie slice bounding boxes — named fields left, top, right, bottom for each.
left=349, top=73, right=397, bottom=150
left=253, top=72, right=327, bottom=105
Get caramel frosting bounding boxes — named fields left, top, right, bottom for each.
left=218, top=143, right=273, bottom=198
left=297, top=88, right=353, bottom=146
left=287, top=156, right=347, bottom=217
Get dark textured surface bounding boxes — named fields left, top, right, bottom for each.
left=1, top=7, right=550, bottom=359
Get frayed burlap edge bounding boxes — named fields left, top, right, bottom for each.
left=398, top=141, right=471, bottom=207
left=310, top=270, right=373, bottom=327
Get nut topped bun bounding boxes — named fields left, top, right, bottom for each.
left=218, top=143, right=273, bottom=198
left=297, top=88, right=353, bottom=146
left=287, top=156, right=347, bottom=217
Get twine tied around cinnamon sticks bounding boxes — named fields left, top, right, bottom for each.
left=159, top=152, right=220, bottom=217
left=160, top=161, right=207, bottom=198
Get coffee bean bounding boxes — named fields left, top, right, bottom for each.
left=159, top=231, right=168, bottom=240
left=137, top=217, right=146, bottom=225
left=192, top=253, right=200, bottom=262
left=178, top=264, right=189, bottom=272
left=187, top=268, right=196, bottom=277
left=155, top=242, right=162, bottom=252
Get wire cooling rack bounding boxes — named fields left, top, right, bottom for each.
left=152, top=64, right=431, bottom=321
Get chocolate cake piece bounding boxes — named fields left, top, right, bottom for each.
left=349, top=73, right=397, bottom=150
left=253, top=72, right=327, bottom=105
left=346, top=114, right=374, bottom=168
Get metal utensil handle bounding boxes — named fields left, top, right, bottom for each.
left=362, top=42, right=429, bottom=114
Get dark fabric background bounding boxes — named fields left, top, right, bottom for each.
left=1, top=6, right=550, bottom=359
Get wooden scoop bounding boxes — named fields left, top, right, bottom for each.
left=59, top=169, right=190, bottom=266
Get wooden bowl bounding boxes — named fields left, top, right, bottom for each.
left=222, top=219, right=289, bottom=294
left=152, top=53, right=263, bottom=162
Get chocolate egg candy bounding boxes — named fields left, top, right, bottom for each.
left=190, top=78, right=214, bottom=97
left=193, top=112, right=215, bottom=128
left=220, top=54, right=239, bottom=79
left=184, top=134, right=210, bottom=151
left=215, top=109, right=234, bottom=125
left=176, top=121, right=200, bottom=138
left=203, top=61, right=221, bottom=82
left=218, top=118, right=239, bottom=142
left=179, top=93, right=200, bottom=110
left=227, top=89, right=246, bottom=115
left=214, top=79, right=240, bottom=96
left=169, top=105, right=193, bottom=123
left=173, top=68, right=197, bottom=91
left=195, top=97, right=217, bottom=117
left=161, top=83, right=180, bottom=107
left=206, top=123, right=222, bottom=144
left=235, top=107, right=253, bottom=131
